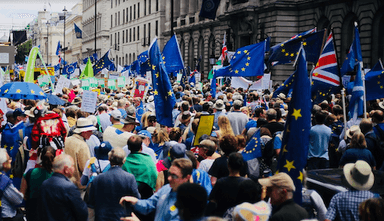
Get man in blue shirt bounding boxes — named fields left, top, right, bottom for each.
left=120, top=158, right=193, bottom=221
left=308, top=111, right=332, bottom=170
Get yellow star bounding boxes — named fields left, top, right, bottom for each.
left=243, top=50, right=248, bottom=53
left=381, top=86, right=383, bottom=89
left=292, top=109, right=302, bottom=120
left=378, top=81, right=380, bottom=84
left=154, top=90, right=158, bottom=95
left=152, top=65, right=156, bottom=70
left=245, top=62, right=249, bottom=67
left=303, top=42, right=307, bottom=46
left=314, top=73, right=318, bottom=76
left=155, top=72, right=159, bottom=78
left=40, top=92, right=44, bottom=95
left=285, top=53, right=289, bottom=56
left=282, top=49, right=285, bottom=52
left=4, top=89, right=8, bottom=93
left=241, top=67, right=245, bottom=72
left=168, top=90, right=173, bottom=96
left=237, top=51, right=241, bottom=54
left=16, top=89, right=21, bottom=93
left=284, top=160, right=296, bottom=172
left=235, top=70, right=239, bottom=74
left=283, top=145, right=288, bottom=153
left=10, top=174, right=13, bottom=179
left=30, top=90, right=35, bottom=94
left=298, top=171, right=304, bottom=182
left=290, top=53, right=294, bottom=57
left=281, top=44, right=284, bottom=47
left=233, top=56, right=236, bottom=60
left=247, top=57, right=251, bottom=60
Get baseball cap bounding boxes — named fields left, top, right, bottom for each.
left=13, top=108, right=26, bottom=118
left=110, top=109, right=122, bottom=120
left=258, top=172, right=296, bottom=192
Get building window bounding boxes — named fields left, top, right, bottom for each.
left=123, top=9, right=125, bottom=24
left=119, top=57, right=121, bottom=65
left=144, top=24, right=146, bottom=39
left=119, top=0, right=120, bottom=5
left=118, top=11, right=120, bottom=25
left=115, top=33, right=117, bottom=48
left=130, top=6, right=132, bottom=21
left=134, top=4, right=136, bottom=20
left=118, top=32, right=120, bottom=46
left=122, top=57, right=124, bottom=65
left=133, top=53, right=135, bottom=61
left=148, top=22, right=151, bottom=42
left=156, top=0, right=158, bottom=11
left=126, top=29, right=128, bottom=42
left=126, top=7, right=129, bottom=22
left=138, top=3, right=140, bottom=18
left=144, top=0, right=146, bottom=16
left=129, top=53, right=131, bottom=64
left=133, top=27, right=136, bottom=41
left=115, top=0, right=117, bottom=7
left=155, top=20, right=158, bottom=36
left=125, top=54, right=128, bottom=65
left=111, top=15, right=113, bottom=28
left=123, top=31, right=125, bottom=43
left=115, top=13, right=117, bottom=26
left=137, top=26, right=140, bottom=40
left=130, top=28, right=132, bottom=42
left=111, top=0, right=113, bottom=8
left=110, top=34, right=112, bottom=46
left=149, top=0, right=151, bottom=14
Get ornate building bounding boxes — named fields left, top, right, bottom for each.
left=164, top=0, right=384, bottom=82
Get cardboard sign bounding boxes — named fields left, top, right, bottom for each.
left=81, top=90, right=98, bottom=113
left=193, top=115, right=215, bottom=146
left=55, top=76, right=71, bottom=94
left=133, top=77, right=150, bottom=99
left=118, top=76, right=125, bottom=88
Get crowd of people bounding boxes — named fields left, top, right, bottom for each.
left=0, top=79, right=383, bottom=221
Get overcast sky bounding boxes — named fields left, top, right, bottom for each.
left=0, top=0, right=79, bottom=36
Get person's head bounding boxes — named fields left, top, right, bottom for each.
left=97, top=105, right=108, bottom=114
left=228, top=152, right=244, bottom=172
left=176, top=183, right=207, bottom=221
left=233, top=100, right=243, bottom=110
left=169, top=127, right=182, bottom=142
left=94, top=141, right=113, bottom=160
left=236, top=135, right=246, bottom=151
left=254, top=107, right=265, bottom=118
left=108, top=147, right=126, bottom=166
left=359, top=198, right=384, bottom=221
left=343, top=160, right=374, bottom=191
left=109, top=109, right=122, bottom=122
left=371, top=110, right=384, bottom=123
left=40, top=146, right=56, bottom=173
left=186, top=150, right=198, bottom=169
left=0, top=149, right=11, bottom=172
left=127, top=135, right=143, bottom=152
left=13, top=108, right=27, bottom=123
left=350, top=132, right=367, bottom=149
left=168, top=158, right=193, bottom=191
left=138, top=130, right=152, bottom=146
left=199, top=139, right=217, bottom=158
left=236, top=180, right=262, bottom=205
left=220, top=134, right=238, bottom=156
left=266, top=109, right=277, bottom=122
left=258, top=172, right=295, bottom=206
left=152, top=128, right=170, bottom=145
left=218, top=115, right=234, bottom=133
left=314, top=110, right=327, bottom=125
left=360, top=119, right=373, bottom=135
left=332, top=104, right=343, bottom=116
left=52, top=154, right=75, bottom=178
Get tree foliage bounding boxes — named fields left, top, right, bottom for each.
left=15, top=39, right=32, bottom=64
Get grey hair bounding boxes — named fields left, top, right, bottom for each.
left=108, top=147, right=126, bottom=166
left=52, top=154, right=73, bottom=172
left=0, top=149, right=7, bottom=170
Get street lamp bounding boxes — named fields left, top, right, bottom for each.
left=62, top=6, right=67, bottom=74
left=209, top=54, right=216, bottom=65
left=46, top=20, right=50, bottom=65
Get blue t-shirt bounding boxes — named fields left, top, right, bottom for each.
left=245, top=120, right=257, bottom=131
left=339, top=148, right=376, bottom=168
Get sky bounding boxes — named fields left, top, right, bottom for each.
left=0, top=0, right=79, bottom=37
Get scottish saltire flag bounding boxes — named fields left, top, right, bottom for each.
left=278, top=47, right=311, bottom=205
left=189, top=70, right=196, bottom=86
left=56, top=41, right=61, bottom=56
left=349, top=62, right=365, bottom=119
left=199, top=0, right=221, bottom=20
left=74, top=23, right=82, bottom=39
left=311, top=32, right=341, bottom=104
left=149, top=38, right=176, bottom=127
left=340, top=26, right=363, bottom=76
left=272, top=73, right=294, bottom=98
left=163, top=35, right=184, bottom=74
left=269, top=28, right=325, bottom=66
left=93, top=50, right=116, bottom=74
left=242, top=129, right=262, bottom=161
left=365, top=61, right=384, bottom=101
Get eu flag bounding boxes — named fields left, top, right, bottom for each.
left=365, top=63, right=384, bottom=101
left=163, top=35, right=184, bottom=74
left=199, top=0, right=221, bottom=20
left=149, top=39, right=176, bottom=127
left=340, top=26, right=363, bottom=76
left=93, top=50, right=116, bottom=74
left=180, top=68, right=188, bottom=89
left=62, top=62, right=78, bottom=77
left=74, top=23, right=82, bottom=39
left=269, top=29, right=325, bottom=66
left=130, top=60, right=140, bottom=76
left=272, top=73, right=294, bottom=98
left=278, top=46, right=311, bottom=204
left=56, top=41, right=61, bottom=56
left=138, top=51, right=151, bottom=77
left=242, top=129, right=262, bottom=161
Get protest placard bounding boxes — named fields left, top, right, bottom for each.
left=81, top=90, right=98, bottom=113
left=193, top=115, right=214, bottom=146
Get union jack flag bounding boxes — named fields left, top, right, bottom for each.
left=219, top=33, right=227, bottom=62
left=311, top=32, right=341, bottom=104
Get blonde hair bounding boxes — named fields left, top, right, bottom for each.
left=152, top=128, right=169, bottom=145
left=217, top=115, right=234, bottom=138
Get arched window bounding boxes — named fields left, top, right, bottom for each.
left=372, top=8, right=384, bottom=67
left=341, top=13, right=358, bottom=62
left=317, top=16, right=330, bottom=35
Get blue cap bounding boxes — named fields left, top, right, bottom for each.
left=138, top=130, right=151, bottom=139
left=13, top=108, right=25, bottom=118
left=94, top=141, right=113, bottom=160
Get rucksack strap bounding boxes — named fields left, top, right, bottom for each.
left=96, top=116, right=103, bottom=133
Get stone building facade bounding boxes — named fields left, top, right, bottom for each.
left=164, top=0, right=384, bottom=82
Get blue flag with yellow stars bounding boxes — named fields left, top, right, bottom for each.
left=180, top=68, right=188, bottom=89
left=138, top=51, right=151, bottom=77
left=74, top=23, right=82, bottom=39
left=277, top=46, right=311, bottom=205
left=365, top=63, right=384, bottom=101
left=62, top=61, right=78, bottom=77
left=163, top=35, right=184, bottom=74
left=242, top=129, right=262, bottom=161
left=340, top=26, right=363, bottom=76
left=269, top=28, right=325, bottom=66
left=93, top=50, right=116, bottom=74
left=149, top=38, right=176, bottom=127
left=272, top=73, right=294, bottom=98
left=214, top=42, right=265, bottom=78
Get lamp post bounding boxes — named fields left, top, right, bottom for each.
left=46, top=20, right=50, bottom=65
left=62, top=6, right=67, bottom=73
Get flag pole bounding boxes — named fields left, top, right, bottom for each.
left=354, top=22, right=367, bottom=119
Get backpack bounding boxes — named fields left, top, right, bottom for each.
left=83, top=157, right=110, bottom=203
left=374, top=125, right=384, bottom=151
left=301, top=189, right=317, bottom=219
left=261, top=132, right=280, bottom=167
left=12, top=129, right=29, bottom=178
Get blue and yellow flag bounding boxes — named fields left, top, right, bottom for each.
left=149, top=39, right=176, bottom=127
left=242, top=129, right=262, bottom=161
left=163, top=35, right=184, bottom=74
left=272, top=73, right=294, bottom=98
left=340, top=26, right=363, bottom=76
left=365, top=61, right=384, bottom=101
left=277, top=46, right=311, bottom=204
left=74, top=23, right=82, bottom=39
left=93, top=50, right=116, bottom=74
